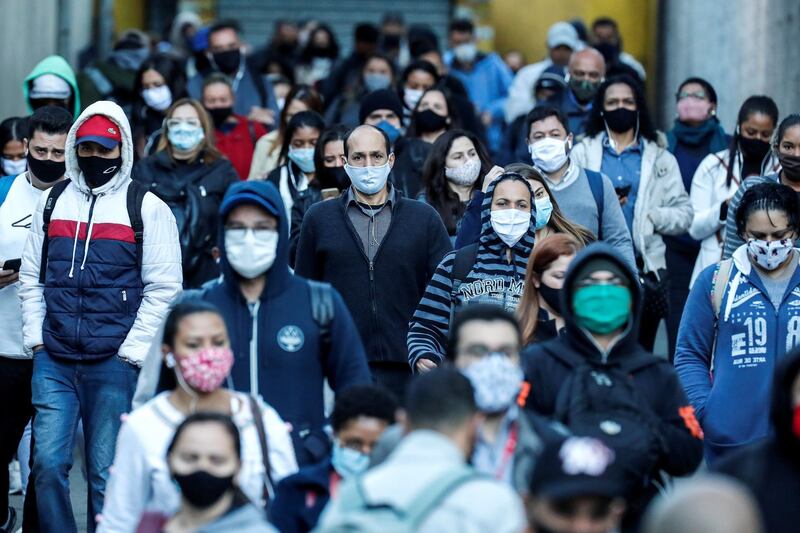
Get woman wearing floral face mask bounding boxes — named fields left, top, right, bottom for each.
left=132, top=98, right=238, bottom=288
left=416, top=129, right=489, bottom=241
left=676, top=182, right=800, bottom=464
left=99, top=300, right=297, bottom=533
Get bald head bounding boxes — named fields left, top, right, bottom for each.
left=342, top=125, right=394, bottom=168
left=569, top=47, right=606, bottom=80
left=643, top=476, right=763, bottom=533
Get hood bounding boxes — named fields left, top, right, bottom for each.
left=558, top=242, right=644, bottom=363
left=64, top=101, right=134, bottom=195
left=217, top=181, right=291, bottom=299
left=479, top=174, right=536, bottom=257
left=772, top=351, right=800, bottom=457
left=198, top=503, right=275, bottom=533
left=23, top=55, right=81, bottom=119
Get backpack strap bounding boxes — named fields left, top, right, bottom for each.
left=38, top=179, right=72, bottom=284
left=247, top=120, right=258, bottom=146
left=126, top=181, right=148, bottom=274
left=712, top=259, right=734, bottom=319
left=0, top=174, right=18, bottom=207
left=308, top=280, right=335, bottom=370
left=449, top=243, right=479, bottom=325
left=248, top=395, right=275, bottom=506
left=405, top=467, right=481, bottom=527
left=585, top=170, right=605, bottom=240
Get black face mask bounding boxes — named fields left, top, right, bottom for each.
left=413, top=109, right=448, bottom=134
left=538, top=283, right=562, bottom=315
left=78, top=155, right=122, bottom=189
left=173, top=470, right=234, bottom=508
left=212, top=49, right=242, bottom=74
left=27, top=152, right=65, bottom=183
left=595, top=42, right=621, bottom=65
left=603, top=108, right=638, bottom=134
left=739, top=137, right=771, bottom=162
left=207, top=106, right=234, bottom=128
left=779, top=153, right=800, bottom=182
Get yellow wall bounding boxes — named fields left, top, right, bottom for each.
left=113, top=0, right=146, bottom=34
left=462, top=0, right=658, bottom=80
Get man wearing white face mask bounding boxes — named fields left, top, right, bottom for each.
left=135, top=180, right=371, bottom=467
left=527, top=105, right=636, bottom=272
left=296, top=125, right=452, bottom=401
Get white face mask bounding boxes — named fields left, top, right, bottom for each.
left=747, top=238, right=794, bottom=270
left=453, top=42, right=478, bottom=63
left=2, top=157, right=27, bottom=176
left=445, top=158, right=481, bottom=186
left=141, top=85, right=173, bottom=112
left=344, top=161, right=391, bottom=195
left=528, top=137, right=570, bottom=173
left=403, top=88, right=424, bottom=110
left=491, top=208, right=531, bottom=248
left=225, top=228, right=279, bottom=279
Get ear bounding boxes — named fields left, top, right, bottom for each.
left=531, top=273, right=541, bottom=289
left=388, top=151, right=396, bottom=168
left=23, top=138, right=29, bottom=155
left=340, top=154, right=348, bottom=167
left=566, top=133, right=574, bottom=150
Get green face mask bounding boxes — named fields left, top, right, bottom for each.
left=572, top=284, right=631, bottom=335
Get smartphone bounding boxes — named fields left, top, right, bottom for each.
left=2, top=258, right=21, bottom=273
left=321, top=188, right=340, bottom=201
left=614, top=184, right=632, bottom=197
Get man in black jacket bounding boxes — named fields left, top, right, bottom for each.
left=522, top=243, right=703, bottom=530
left=295, top=125, right=451, bottom=400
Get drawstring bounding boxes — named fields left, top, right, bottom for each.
left=80, top=215, right=96, bottom=271
left=68, top=196, right=88, bottom=278
left=723, top=270, right=742, bottom=322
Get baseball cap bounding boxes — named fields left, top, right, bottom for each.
left=76, top=115, right=122, bottom=149
left=30, top=74, right=72, bottom=100
left=547, top=21, right=579, bottom=50
left=535, top=65, right=568, bottom=91
left=529, top=437, right=626, bottom=500
left=219, top=189, right=281, bottom=219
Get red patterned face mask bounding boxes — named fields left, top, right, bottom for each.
left=176, top=347, right=234, bottom=393
left=793, top=406, right=800, bottom=440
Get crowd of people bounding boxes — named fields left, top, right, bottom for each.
left=0, top=9, right=799, bottom=533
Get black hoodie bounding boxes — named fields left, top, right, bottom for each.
left=522, top=243, right=703, bottom=525
left=715, top=352, right=800, bottom=533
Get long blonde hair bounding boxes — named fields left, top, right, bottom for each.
left=156, top=97, right=222, bottom=164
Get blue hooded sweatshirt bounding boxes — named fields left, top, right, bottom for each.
left=194, top=181, right=371, bottom=464
left=675, top=244, right=800, bottom=462
left=407, top=174, right=536, bottom=367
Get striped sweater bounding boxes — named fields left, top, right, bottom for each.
left=407, top=175, right=536, bottom=367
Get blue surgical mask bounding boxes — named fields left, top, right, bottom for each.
left=375, top=120, right=401, bottom=144
left=363, top=72, right=392, bottom=92
left=534, top=196, right=553, bottom=230
left=167, top=124, right=204, bottom=152
left=287, top=147, right=316, bottom=173
left=331, top=441, right=369, bottom=479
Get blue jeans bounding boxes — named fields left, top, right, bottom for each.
left=31, top=350, right=139, bottom=533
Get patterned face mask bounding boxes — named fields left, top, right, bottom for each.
left=462, top=353, right=523, bottom=414
left=747, top=238, right=794, bottom=270
left=172, top=347, right=234, bottom=393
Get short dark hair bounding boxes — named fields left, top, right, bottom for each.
left=202, top=72, right=234, bottom=94
left=448, top=19, right=475, bottom=35
left=526, top=105, right=570, bottom=137
left=162, top=299, right=224, bottom=348
left=400, top=60, right=440, bottom=86
left=27, top=105, right=72, bottom=139
left=167, top=412, right=241, bottom=460
left=209, top=19, right=241, bottom=37
left=330, top=385, right=397, bottom=433
left=775, top=114, right=800, bottom=149
left=405, top=368, right=477, bottom=432
left=735, top=182, right=800, bottom=239
left=354, top=23, right=380, bottom=44
left=592, top=17, right=618, bottom=31
left=342, top=125, right=391, bottom=159
left=446, top=304, right=522, bottom=362
left=676, top=77, right=718, bottom=105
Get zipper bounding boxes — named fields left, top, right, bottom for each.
left=75, top=193, right=99, bottom=347
left=249, top=301, right=260, bottom=397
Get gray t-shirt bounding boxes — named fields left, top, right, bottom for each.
left=757, top=252, right=798, bottom=309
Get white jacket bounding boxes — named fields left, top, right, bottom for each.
left=570, top=133, right=693, bottom=273
left=98, top=391, right=298, bottom=533
left=504, top=58, right=551, bottom=123
left=19, top=101, right=182, bottom=365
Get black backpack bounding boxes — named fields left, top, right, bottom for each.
left=553, top=357, right=666, bottom=490
left=39, top=179, right=147, bottom=283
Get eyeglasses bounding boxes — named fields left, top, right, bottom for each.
left=166, top=118, right=202, bottom=129
left=676, top=90, right=708, bottom=101
left=224, top=227, right=276, bottom=239
left=575, top=278, right=626, bottom=288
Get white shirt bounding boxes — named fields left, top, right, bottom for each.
left=98, top=391, right=298, bottom=533
left=0, top=173, right=45, bottom=358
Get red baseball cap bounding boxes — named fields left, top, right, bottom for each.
left=76, top=115, right=122, bottom=149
